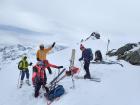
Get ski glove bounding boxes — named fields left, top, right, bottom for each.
left=47, top=67, right=52, bottom=74
left=66, top=71, right=71, bottom=76
left=37, top=58, right=40, bottom=61
left=57, top=66, right=63, bottom=69
left=29, top=62, right=33, bottom=66
left=51, top=42, right=56, bottom=48
left=79, top=58, right=83, bottom=61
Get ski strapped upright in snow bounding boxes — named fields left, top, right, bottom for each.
left=69, top=49, right=76, bottom=88
left=70, top=49, right=76, bottom=69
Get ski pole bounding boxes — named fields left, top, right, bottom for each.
left=69, top=67, right=75, bottom=89
left=107, top=39, right=110, bottom=53
left=71, top=75, right=75, bottom=89
left=80, top=61, right=84, bottom=71
left=17, top=71, right=22, bottom=88
left=77, top=61, right=83, bottom=76
left=58, top=68, right=60, bottom=76
left=106, top=39, right=110, bottom=60
left=80, top=61, right=83, bottom=68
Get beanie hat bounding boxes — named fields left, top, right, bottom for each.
left=80, top=44, right=85, bottom=50
left=40, top=44, right=44, bottom=48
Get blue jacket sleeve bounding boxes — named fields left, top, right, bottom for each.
left=79, top=55, right=83, bottom=61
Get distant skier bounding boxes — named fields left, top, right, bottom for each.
left=32, top=60, right=63, bottom=98
left=79, top=44, right=93, bottom=79
left=18, top=56, right=32, bottom=88
left=36, top=42, right=55, bottom=84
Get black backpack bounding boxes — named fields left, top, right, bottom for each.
left=18, top=61, right=23, bottom=70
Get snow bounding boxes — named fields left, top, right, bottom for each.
left=0, top=35, right=140, bottom=105
left=0, top=0, right=140, bottom=104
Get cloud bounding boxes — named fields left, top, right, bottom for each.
left=0, top=0, right=140, bottom=42
left=0, top=33, right=19, bottom=44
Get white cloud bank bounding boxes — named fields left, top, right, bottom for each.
left=0, top=0, right=140, bottom=43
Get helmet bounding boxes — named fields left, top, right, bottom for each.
left=40, top=44, right=44, bottom=49
left=22, top=55, right=27, bottom=60
left=24, top=56, right=27, bottom=59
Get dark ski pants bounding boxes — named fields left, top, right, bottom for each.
left=34, top=81, right=49, bottom=97
left=21, top=70, right=29, bottom=80
left=44, top=67, right=52, bottom=84
left=44, top=70, right=47, bottom=84
left=84, top=61, right=91, bottom=78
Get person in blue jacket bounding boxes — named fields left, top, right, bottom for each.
left=79, top=44, right=92, bottom=79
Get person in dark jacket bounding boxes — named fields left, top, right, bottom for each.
left=79, top=44, right=91, bottom=79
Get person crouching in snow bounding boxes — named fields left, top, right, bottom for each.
left=18, top=56, right=32, bottom=88
left=32, top=60, right=63, bottom=98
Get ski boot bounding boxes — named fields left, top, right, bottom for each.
left=19, top=80, right=23, bottom=88
left=26, top=79, right=31, bottom=86
left=84, top=74, right=91, bottom=79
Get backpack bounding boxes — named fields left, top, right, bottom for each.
left=47, top=85, right=65, bottom=101
left=18, top=61, right=23, bottom=70
left=87, top=48, right=93, bottom=61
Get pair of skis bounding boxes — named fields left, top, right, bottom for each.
left=45, top=68, right=67, bottom=105
left=74, top=75, right=101, bottom=82
left=46, top=49, right=76, bottom=105
left=91, top=60, right=123, bottom=67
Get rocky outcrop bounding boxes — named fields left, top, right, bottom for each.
left=115, top=43, right=137, bottom=55
left=107, top=43, right=140, bottom=65
left=118, top=48, right=140, bottom=65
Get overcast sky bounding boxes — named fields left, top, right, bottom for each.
left=0, top=0, right=140, bottom=43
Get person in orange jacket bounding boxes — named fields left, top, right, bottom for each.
left=32, top=60, right=63, bottom=97
left=36, top=42, right=55, bottom=61
left=36, top=42, right=55, bottom=73
left=36, top=42, right=55, bottom=84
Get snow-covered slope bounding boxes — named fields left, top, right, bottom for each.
left=0, top=35, right=140, bottom=105
left=0, top=43, right=67, bottom=70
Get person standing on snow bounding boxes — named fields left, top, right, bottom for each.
left=36, top=42, right=55, bottom=84
left=32, top=61, right=63, bottom=97
left=18, top=56, right=32, bottom=88
left=79, top=44, right=93, bottom=79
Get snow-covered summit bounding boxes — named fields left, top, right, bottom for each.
left=0, top=34, right=140, bottom=105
